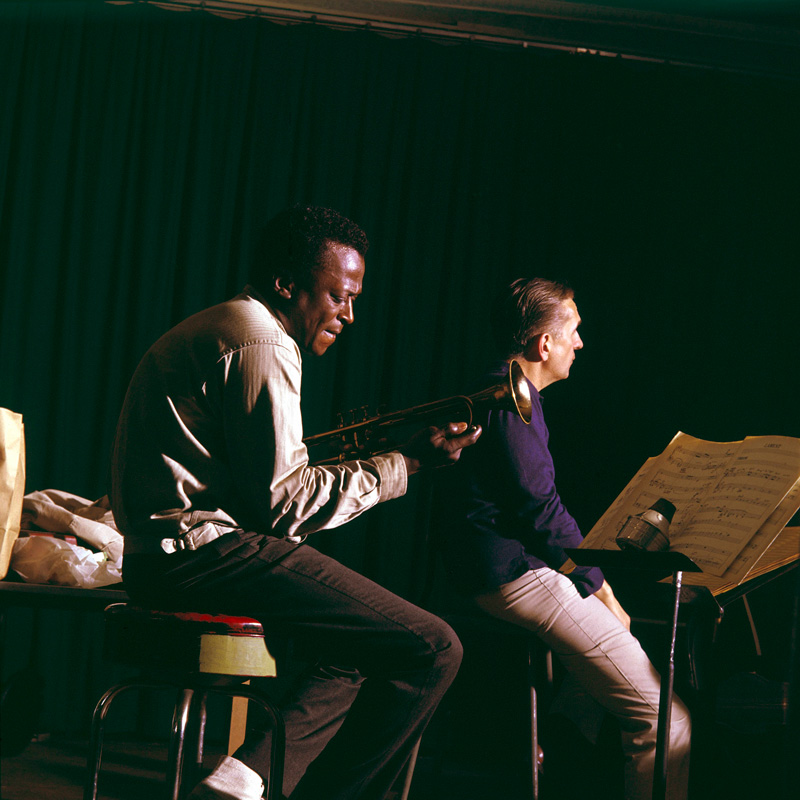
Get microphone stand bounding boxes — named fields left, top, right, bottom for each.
left=566, top=548, right=702, bottom=800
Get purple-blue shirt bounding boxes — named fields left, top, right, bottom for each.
left=442, top=363, right=604, bottom=597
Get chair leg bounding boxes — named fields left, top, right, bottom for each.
left=399, top=736, right=422, bottom=800
left=86, top=680, right=281, bottom=800
left=530, top=683, right=539, bottom=800
left=166, top=687, right=195, bottom=800
left=210, top=685, right=285, bottom=800
left=528, top=641, right=553, bottom=800
left=84, top=678, right=169, bottom=800
left=228, top=693, right=249, bottom=755
left=183, top=691, right=209, bottom=795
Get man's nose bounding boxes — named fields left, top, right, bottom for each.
left=574, top=335, right=584, bottom=350
left=340, top=298, right=355, bottom=325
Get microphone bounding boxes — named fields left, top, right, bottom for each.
left=615, top=498, right=676, bottom=552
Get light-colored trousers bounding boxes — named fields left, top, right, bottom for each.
left=474, top=568, right=691, bottom=800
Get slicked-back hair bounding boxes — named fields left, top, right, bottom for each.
left=491, top=277, right=575, bottom=359
left=251, top=205, right=369, bottom=293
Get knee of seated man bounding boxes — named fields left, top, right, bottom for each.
left=620, top=695, right=690, bottom=744
left=366, top=611, right=463, bottom=674
left=669, top=696, right=692, bottom=741
left=427, top=617, right=464, bottom=677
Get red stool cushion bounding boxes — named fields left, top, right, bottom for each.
left=103, top=603, right=275, bottom=677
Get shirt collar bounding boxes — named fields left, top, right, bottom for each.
left=243, top=285, right=290, bottom=337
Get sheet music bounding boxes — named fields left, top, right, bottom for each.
left=702, top=475, right=800, bottom=585
left=581, top=433, right=800, bottom=577
left=581, top=456, right=660, bottom=550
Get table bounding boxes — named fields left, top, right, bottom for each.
left=0, top=578, right=129, bottom=755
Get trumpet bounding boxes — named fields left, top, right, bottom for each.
left=303, top=361, right=532, bottom=465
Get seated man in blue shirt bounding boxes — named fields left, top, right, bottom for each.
left=441, top=277, right=691, bottom=800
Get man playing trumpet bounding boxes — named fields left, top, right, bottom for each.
left=111, top=205, right=480, bottom=800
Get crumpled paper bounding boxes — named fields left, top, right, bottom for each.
left=21, top=489, right=122, bottom=563
left=10, top=535, right=122, bottom=588
left=11, top=489, right=124, bottom=587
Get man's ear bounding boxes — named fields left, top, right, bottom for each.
left=538, top=333, right=552, bottom=362
left=273, top=274, right=295, bottom=300
left=524, top=333, right=549, bottom=362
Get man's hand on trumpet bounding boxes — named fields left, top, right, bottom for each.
left=398, top=422, right=482, bottom=475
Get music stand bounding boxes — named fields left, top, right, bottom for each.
left=565, top=548, right=702, bottom=800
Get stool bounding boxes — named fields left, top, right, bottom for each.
left=84, top=603, right=284, bottom=800
left=404, top=617, right=552, bottom=800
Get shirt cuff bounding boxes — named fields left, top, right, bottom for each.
left=368, top=452, right=408, bottom=502
left=572, top=566, right=606, bottom=598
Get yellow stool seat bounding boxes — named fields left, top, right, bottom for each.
left=103, top=604, right=277, bottom=678
left=85, top=604, right=284, bottom=800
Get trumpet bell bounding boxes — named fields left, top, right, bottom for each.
left=484, top=360, right=532, bottom=425
left=512, top=360, right=533, bottom=423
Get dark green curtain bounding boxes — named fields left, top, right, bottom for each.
left=2, top=4, right=800, bottom=732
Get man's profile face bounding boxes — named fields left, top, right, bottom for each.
left=283, top=242, right=365, bottom=356
left=546, top=299, right=583, bottom=383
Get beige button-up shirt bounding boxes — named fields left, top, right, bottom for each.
left=111, top=287, right=407, bottom=551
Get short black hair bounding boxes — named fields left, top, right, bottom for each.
left=251, top=205, right=369, bottom=293
left=491, top=277, right=575, bottom=359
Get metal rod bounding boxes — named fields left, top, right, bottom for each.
left=653, top=568, right=682, bottom=800
left=142, top=0, right=798, bottom=79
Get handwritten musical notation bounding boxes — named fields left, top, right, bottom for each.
left=581, top=432, right=800, bottom=577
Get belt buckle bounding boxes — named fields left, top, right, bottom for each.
left=159, top=537, right=185, bottom=554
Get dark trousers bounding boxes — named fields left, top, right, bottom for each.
left=124, top=531, right=463, bottom=800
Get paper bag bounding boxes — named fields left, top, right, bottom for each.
left=0, top=408, right=26, bottom=579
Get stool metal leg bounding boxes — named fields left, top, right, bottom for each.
left=86, top=680, right=282, bottom=800
left=211, top=685, right=285, bottom=800
left=84, top=679, right=170, bottom=800
left=186, top=691, right=209, bottom=792
left=529, top=681, right=539, bottom=800
left=527, top=642, right=552, bottom=800
left=85, top=681, right=138, bottom=800
left=167, top=687, right=195, bottom=800
left=399, top=736, right=422, bottom=800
